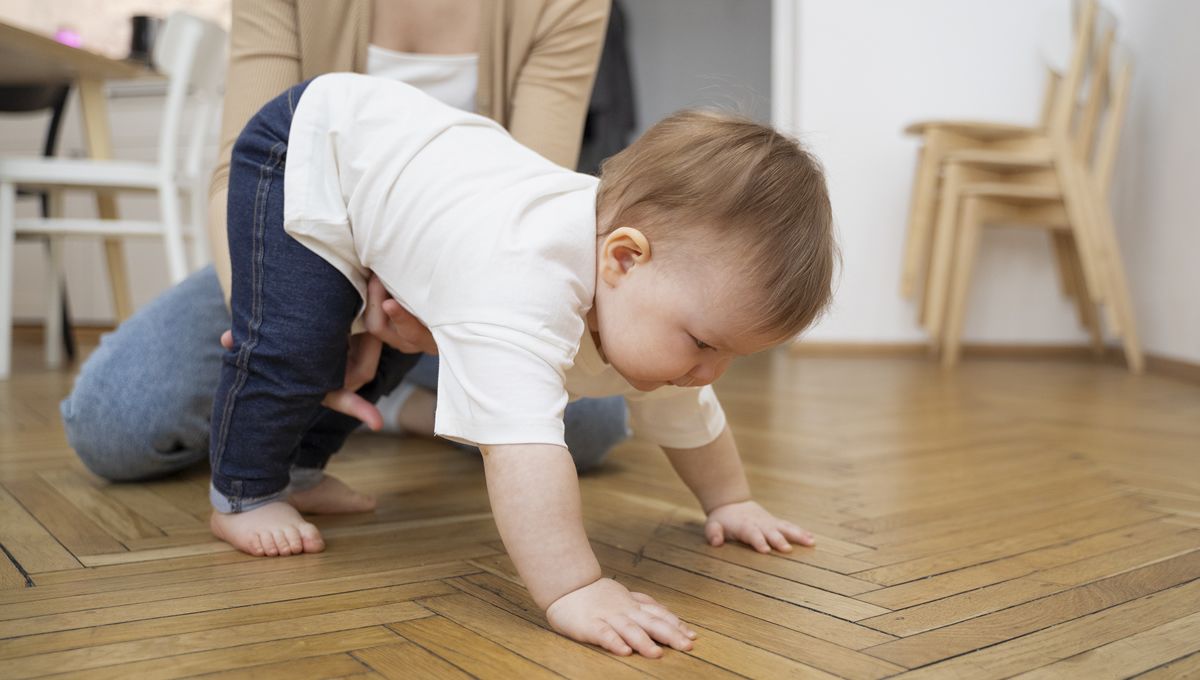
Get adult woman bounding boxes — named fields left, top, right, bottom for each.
left=61, top=0, right=628, bottom=482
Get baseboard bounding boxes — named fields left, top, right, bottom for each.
left=790, top=340, right=1200, bottom=385
left=14, top=323, right=1200, bottom=387
left=12, top=322, right=114, bottom=347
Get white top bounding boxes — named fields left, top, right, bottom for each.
left=366, top=44, right=478, bottom=113
left=284, top=73, right=726, bottom=450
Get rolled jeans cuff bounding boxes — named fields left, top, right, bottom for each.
left=209, top=466, right=326, bottom=513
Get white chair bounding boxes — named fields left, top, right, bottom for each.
left=0, top=12, right=226, bottom=378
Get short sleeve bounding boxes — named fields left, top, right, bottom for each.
left=431, top=322, right=573, bottom=447
left=626, top=385, right=727, bottom=449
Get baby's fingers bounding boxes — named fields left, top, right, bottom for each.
left=632, top=597, right=698, bottom=640
left=611, top=614, right=662, bottom=658
left=705, top=520, right=726, bottom=547
left=782, top=522, right=816, bottom=546
left=739, top=526, right=772, bottom=553
left=593, top=622, right=633, bottom=656
left=630, top=610, right=694, bottom=652
left=766, top=528, right=793, bottom=553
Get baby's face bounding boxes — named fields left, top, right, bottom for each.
left=590, top=228, right=779, bottom=392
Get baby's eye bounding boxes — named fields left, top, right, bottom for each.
left=691, top=335, right=711, bottom=350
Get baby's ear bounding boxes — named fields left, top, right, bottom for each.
left=600, top=227, right=652, bottom=283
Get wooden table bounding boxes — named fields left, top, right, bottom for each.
left=0, top=20, right=158, bottom=322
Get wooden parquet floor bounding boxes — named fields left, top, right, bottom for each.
left=1, top=337, right=1199, bottom=679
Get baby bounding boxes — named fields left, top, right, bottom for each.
left=209, top=74, right=836, bottom=658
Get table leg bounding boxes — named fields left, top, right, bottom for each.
left=76, top=77, right=132, bottom=322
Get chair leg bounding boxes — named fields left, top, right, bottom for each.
left=0, top=181, right=15, bottom=379
left=1060, top=232, right=1105, bottom=356
left=1081, top=182, right=1144, bottom=373
left=188, top=181, right=210, bottom=269
left=43, top=238, right=64, bottom=369
left=1050, top=231, right=1078, bottom=299
left=922, top=161, right=969, bottom=347
left=1055, top=149, right=1109, bottom=308
left=901, top=144, right=935, bottom=299
left=159, top=182, right=189, bottom=284
left=942, top=196, right=986, bottom=369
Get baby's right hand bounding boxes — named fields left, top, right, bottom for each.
left=545, top=577, right=697, bottom=657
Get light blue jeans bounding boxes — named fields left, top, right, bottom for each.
left=60, top=266, right=628, bottom=482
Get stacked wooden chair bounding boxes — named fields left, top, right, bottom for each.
left=899, top=0, right=1143, bottom=372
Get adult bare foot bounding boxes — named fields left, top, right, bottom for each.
left=210, top=501, right=325, bottom=557
left=289, top=474, right=377, bottom=514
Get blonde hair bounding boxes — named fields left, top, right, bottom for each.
left=597, top=109, right=837, bottom=340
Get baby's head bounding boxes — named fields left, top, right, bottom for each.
left=590, top=109, right=836, bottom=391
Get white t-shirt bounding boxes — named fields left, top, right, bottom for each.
left=365, top=44, right=478, bottom=113
left=284, top=73, right=726, bottom=450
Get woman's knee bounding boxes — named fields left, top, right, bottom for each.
left=564, top=396, right=629, bottom=474
left=60, top=266, right=227, bottom=481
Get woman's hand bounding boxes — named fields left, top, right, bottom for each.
left=219, top=330, right=386, bottom=431
left=364, top=274, right=437, bottom=355
left=704, top=500, right=816, bottom=553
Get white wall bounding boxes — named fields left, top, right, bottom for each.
left=791, top=0, right=1200, bottom=363
left=1105, top=0, right=1200, bottom=363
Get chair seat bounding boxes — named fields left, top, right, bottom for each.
left=943, top=148, right=1054, bottom=172
left=13, top=216, right=196, bottom=238
left=0, top=156, right=163, bottom=191
left=960, top=181, right=1062, bottom=203
left=904, top=119, right=1042, bottom=141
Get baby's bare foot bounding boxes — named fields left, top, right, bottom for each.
left=210, top=501, right=325, bottom=557
left=289, top=474, right=377, bottom=514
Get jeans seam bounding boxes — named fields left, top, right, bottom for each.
left=210, top=140, right=288, bottom=499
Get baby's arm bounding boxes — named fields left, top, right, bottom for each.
left=481, top=444, right=695, bottom=657
left=662, top=426, right=815, bottom=552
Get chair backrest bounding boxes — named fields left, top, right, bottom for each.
left=1093, top=47, right=1132, bottom=192
left=150, top=12, right=227, bottom=186
left=1044, top=0, right=1131, bottom=189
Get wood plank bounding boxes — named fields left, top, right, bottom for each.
left=3, top=476, right=126, bottom=557
left=389, top=614, right=561, bottom=679
left=37, top=469, right=164, bottom=542
left=863, top=528, right=1200, bottom=636
left=1135, top=650, right=1200, bottom=680
left=451, top=570, right=907, bottom=679
left=0, top=483, right=80, bottom=572
left=42, top=627, right=399, bottom=680
left=857, top=519, right=1184, bottom=610
left=0, top=562, right=474, bottom=640
left=420, top=591, right=715, bottom=678
left=1010, top=610, right=1200, bottom=679
left=865, top=549, right=1200, bottom=668
left=0, top=546, right=30, bottom=589
left=853, top=502, right=1164, bottom=586
left=638, top=541, right=889, bottom=620
left=352, top=641, right=473, bottom=679
left=190, top=652, right=370, bottom=680
left=2, top=602, right=431, bottom=679
left=651, top=524, right=882, bottom=591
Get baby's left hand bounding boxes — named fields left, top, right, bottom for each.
left=705, top=500, right=815, bottom=553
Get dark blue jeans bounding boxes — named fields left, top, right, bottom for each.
left=209, top=80, right=420, bottom=511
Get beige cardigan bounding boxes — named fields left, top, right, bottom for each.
left=208, top=0, right=609, bottom=297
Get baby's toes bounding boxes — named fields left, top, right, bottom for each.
left=299, top=522, right=325, bottom=553
left=273, top=529, right=292, bottom=556
left=258, top=530, right=280, bottom=556
left=282, top=525, right=304, bottom=554
left=247, top=533, right=265, bottom=556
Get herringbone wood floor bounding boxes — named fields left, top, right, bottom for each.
left=1, top=334, right=1198, bottom=679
